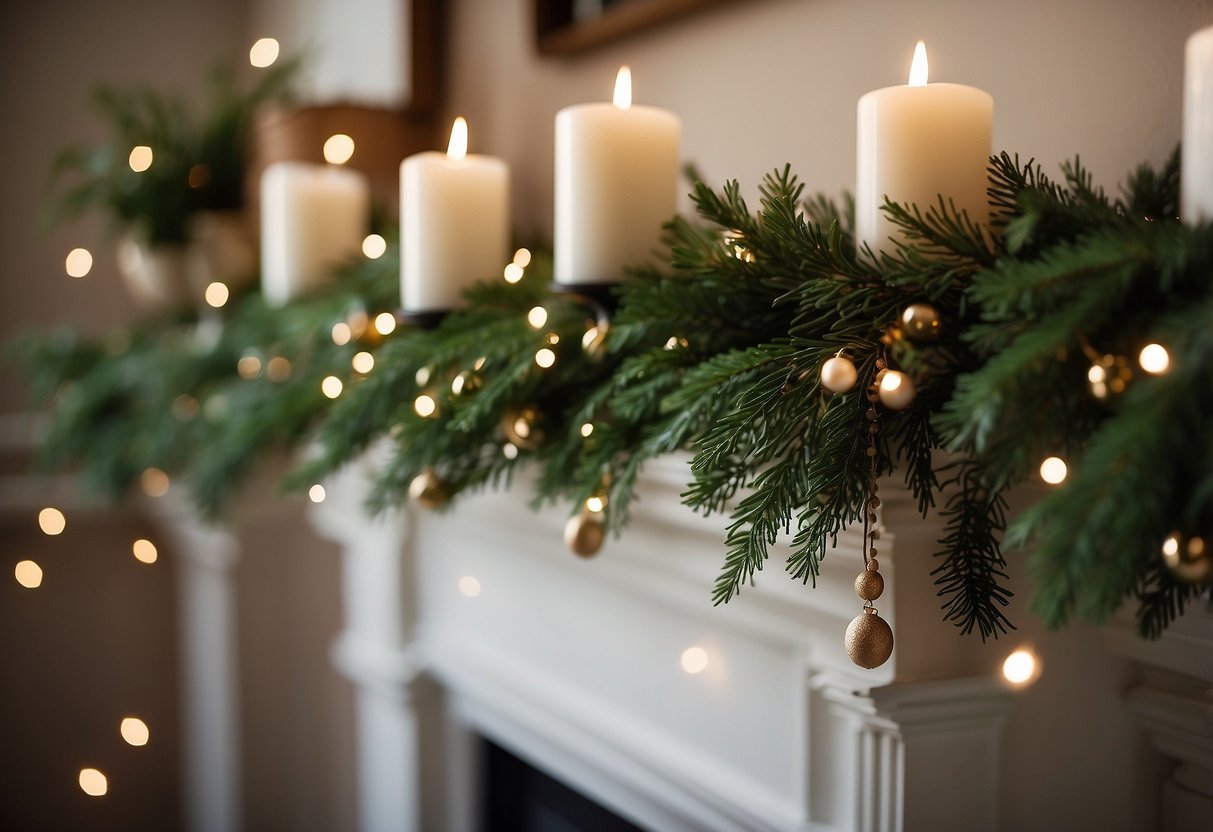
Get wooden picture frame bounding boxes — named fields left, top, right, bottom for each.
left=534, top=0, right=730, bottom=55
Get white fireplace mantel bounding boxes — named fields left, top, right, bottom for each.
left=308, top=453, right=1038, bottom=832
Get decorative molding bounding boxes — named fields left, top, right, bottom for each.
left=426, top=630, right=815, bottom=832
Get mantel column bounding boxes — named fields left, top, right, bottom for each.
left=308, top=455, right=425, bottom=832
left=813, top=672, right=1012, bottom=832
left=151, top=495, right=243, bottom=832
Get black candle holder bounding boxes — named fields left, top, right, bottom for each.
left=549, top=280, right=620, bottom=316
left=396, top=308, right=448, bottom=330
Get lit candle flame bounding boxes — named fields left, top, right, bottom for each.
left=908, top=41, right=928, bottom=86
left=613, top=66, right=632, bottom=110
left=447, top=117, right=468, bottom=161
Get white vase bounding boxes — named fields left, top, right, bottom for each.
left=115, top=234, right=190, bottom=311
left=185, top=211, right=257, bottom=305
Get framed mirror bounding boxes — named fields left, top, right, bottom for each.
left=535, top=0, right=730, bottom=55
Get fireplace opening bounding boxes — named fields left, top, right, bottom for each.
left=480, top=739, right=647, bottom=832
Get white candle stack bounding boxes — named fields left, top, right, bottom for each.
left=855, top=42, right=993, bottom=257
left=554, top=66, right=681, bottom=285
left=1183, top=24, right=1213, bottom=224
left=400, top=117, right=510, bottom=313
left=260, top=161, right=369, bottom=307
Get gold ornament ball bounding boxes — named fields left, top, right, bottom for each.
left=820, top=355, right=859, bottom=393
left=900, top=303, right=942, bottom=343
left=845, top=608, right=894, bottom=669
left=877, top=370, right=916, bottom=410
left=854, top=569, right=885, bottom=601
left=502, top=406, right=544, bottom=451
left=408, top=469, right=447, bottom=509
left=564, top=512, right=605, bottom=558
left=1161, top=531, right=1212, bottom=584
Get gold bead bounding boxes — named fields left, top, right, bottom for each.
left=407, top=468, right=447, bottom=509
left=845, top=608, right=894, bottom=669
left=855, top=570, right=885, bottom=601
left=900, top=303, right=942, bottom=343
left=866, top=556, right=879, bottom=570
left=564, top=512, right=605, bottom=558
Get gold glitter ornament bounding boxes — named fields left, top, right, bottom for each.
left=845, top=607, right=895, bottom=669
left=502, top=406, right=544, bottom=451
left=564, top=511, right=605, bottom=558
left=407, top=468, right=448, bottom=509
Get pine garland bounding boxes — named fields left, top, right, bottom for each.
left=18, top=148, right=1213, bottom=641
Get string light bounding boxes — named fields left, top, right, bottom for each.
left=321, top=376, right=344, bottom=399
left=128, top=145, right=153, bottom=172
left=535, top=348, right=556, bottom=369
left=352, top=351, right=374, bottom=374
left=249, top=37, right=280, bottom=68
left=503, top=263, right=524, bottom=283
left=1039, top=456, right=1067, bottom=485
left=513, top=248, right=532, bottom=267
left=374, top=312, right=397, bottom=335
left=132, top=539, right=158, bottom=564
left=1002, top=648, right=1041, bottom=686
left=204, top=282, right=229, bottom=308
left=14, top=560, right=43, bottom=588
left=415, top=366, right=432, bottom=386
left=331, top=322, right=352, bottom=346
left=527, top=306, right=548, bottom=329
left=545, top=332, right=560, bottom=345
left=65, top=248, right=93, bottom=278
left=585, top=495, right=606, bottom=513
left=580, top=422, right=594, bottom=437
left=120, top=717, right=150, bottom=747
left=458, top=576, right=481, bottom=597
left=78, top=768, right=108, bottom=797
left=141, top=468, right=170, bottom=497
left=308, top=484, right=326, bottom=503
left=38, top=507, right=66, bottom=535
left=414, top=394, right=437, bottom=417
left=502, top=442, right=519, bottom=460
left=1138, top=343, right=1170, bottom=375
left=362, top=234, right=387, bottom=259
left=323, top=134, right=355, bottom=165
left=680, top=646, right=709, bottom=674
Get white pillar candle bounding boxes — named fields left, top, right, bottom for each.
left=260, top=161, right=369, bottom=307
left=400, top=117, right=510, bottom=313
left=555, top=66, right=681, bottom=285
left=1183, top=24, right=1213, bottom=224
left=856, top=42, right=993, bottom=257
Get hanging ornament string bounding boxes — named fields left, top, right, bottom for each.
left=845, top=351, right=896, bottom=669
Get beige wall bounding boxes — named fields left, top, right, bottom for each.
left=447, top=0, right=1213, bottom=237
left=0, top=4, right=354, bottom=832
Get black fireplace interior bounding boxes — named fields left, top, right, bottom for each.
left=481, top=740, right=647, bottom=832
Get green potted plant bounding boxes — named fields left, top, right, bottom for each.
left=47, top=58, right=297, bottom=310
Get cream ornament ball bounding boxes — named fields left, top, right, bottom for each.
left=820, top=354, right=859, bottom=393
left=877, top=370, right=916, bottom=410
